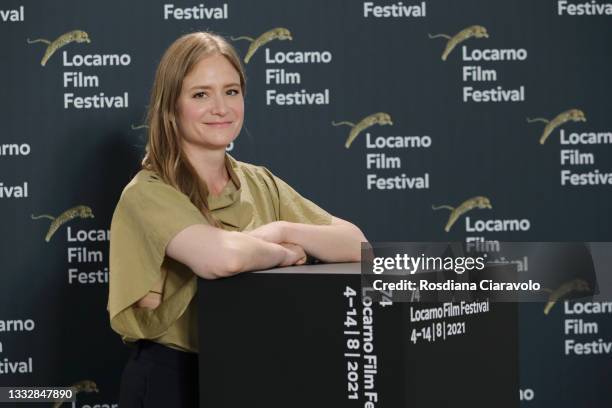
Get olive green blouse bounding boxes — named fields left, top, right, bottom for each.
left=108, top=154, right=332, bottom=353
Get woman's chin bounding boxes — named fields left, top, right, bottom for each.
left=194, top=136, right=236, bottom=150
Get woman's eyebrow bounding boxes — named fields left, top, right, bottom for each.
left=188, top=82, right=240, bottom=91
left=188, top=85, right=211, bottom=91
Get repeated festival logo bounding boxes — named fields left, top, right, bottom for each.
left=332, top=113, right=393, bottom=148
left=432, top=196, right=492, bottom=232
left=543, top=278, right=590, bottom=315
left=31, top=205, right=94, bottom=242
left=27, top=30, right=91, bottom=66
left=527, top=109, right=587, bottom=145
left=232, top=27, right=293, bottom=64
left=428, top=25, right=489, bottom=61
left=52, top=380, right=99, bottom=408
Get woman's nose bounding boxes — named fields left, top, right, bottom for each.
left=210, top=94, right=228, bottom=115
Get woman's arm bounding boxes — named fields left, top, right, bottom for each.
left=136, top=223, right=307, bottom=309
left=166, top=224, right=306, bottom=279
left=137, top=225, right=306, bottom=309
left=247, top=216, right=367, bottom=263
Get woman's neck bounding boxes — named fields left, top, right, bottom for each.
left=182, top=146, right=229, bottom=196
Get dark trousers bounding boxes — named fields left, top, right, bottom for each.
left=119, top=340, right=199, bottom=407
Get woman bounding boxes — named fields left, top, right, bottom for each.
left=108, top=32, right=366, bottom=407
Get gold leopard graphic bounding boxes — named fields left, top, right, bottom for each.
left=332, top=113, right=393, bottom=148
left=52, top=380, right=99, bottom=408
left=527, top=109, right=586, bottom=145
left=27, top=30, right=91, bottom=66
left=428, top=25, right=489, bottom=61
left=432, top=196, right=492, bottom=232
left=542, top=278, right=590, bottom=315
left=31, top=205, right=94, bottom=242
left=231, top=27, right=292, bottom=63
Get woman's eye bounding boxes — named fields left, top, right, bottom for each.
left=227, top=89, right=240, bottom=96
left=193, top=91, right=206, bottom=98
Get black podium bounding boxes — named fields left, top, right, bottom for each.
left=198, top=263, right=519, bottom=407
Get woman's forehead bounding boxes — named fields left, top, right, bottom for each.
left=183, top=54, right=240, bottom=86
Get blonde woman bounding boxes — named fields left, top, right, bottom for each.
left=108, top=32, right=366, bottom=407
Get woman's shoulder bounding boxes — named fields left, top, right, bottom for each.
left=229, top=156, right=264, bottom=173
left=112, top=169, right=203, bottom=228
left=117, top=169, right=187, bottom=208
left=124, top=169, right=164, bottom=190
left=228, top=155, right=276, bottom=183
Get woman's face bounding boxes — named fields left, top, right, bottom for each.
left=176, top=53, right=244, bottom=152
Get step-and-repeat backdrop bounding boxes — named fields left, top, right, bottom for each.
left=1, top=0, right=611, bottom=406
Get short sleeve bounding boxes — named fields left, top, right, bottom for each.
left=108, top=171, right=206, bottom=339
left=261, top=167, right=332, bottom=226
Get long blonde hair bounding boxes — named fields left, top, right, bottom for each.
left=142, top=32, right=246, bottom=225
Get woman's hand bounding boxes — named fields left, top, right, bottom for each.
left=280, top=217, right=367, bottom=263
left=246, top=221, right=288, bottom=244
left=279, top=242, right=307, bottom=266
left=247, top=223, right=305, bottom=266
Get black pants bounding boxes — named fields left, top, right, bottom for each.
left=119, top=340, right=199, bottom=407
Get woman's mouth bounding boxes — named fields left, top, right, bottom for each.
left=205, top=121, right=232, bottom=128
